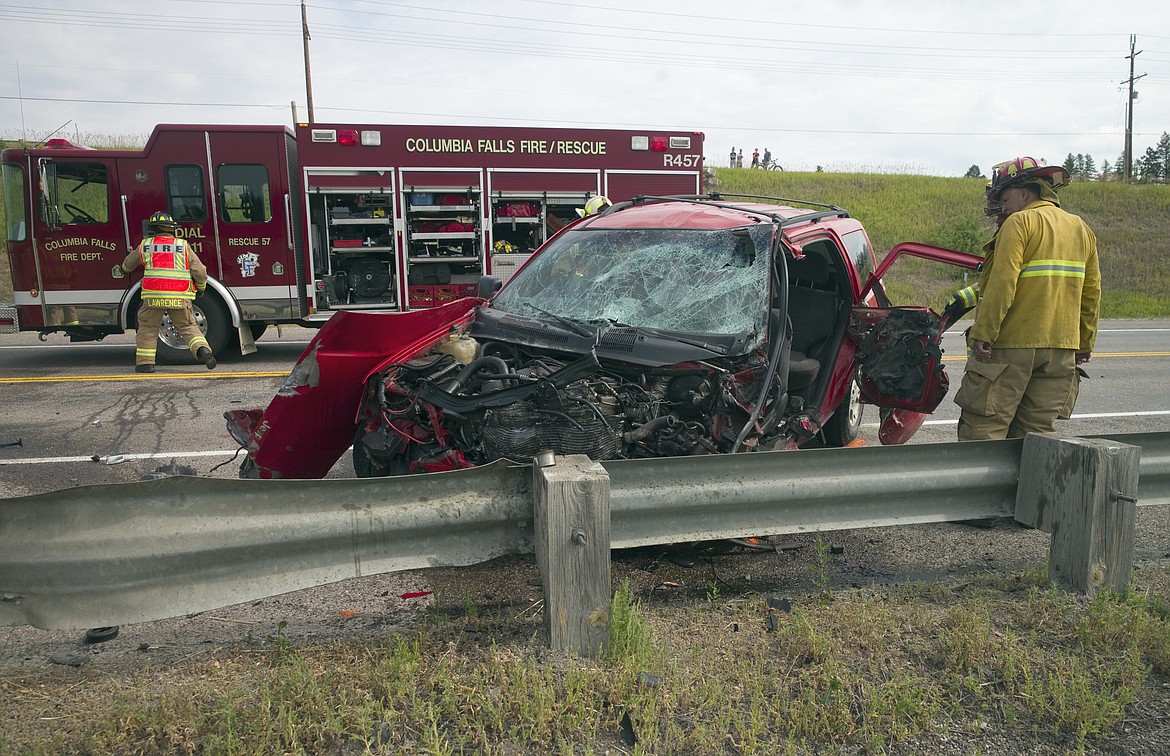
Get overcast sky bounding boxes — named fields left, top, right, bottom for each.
left=3, top=1, right=1168, bottom=176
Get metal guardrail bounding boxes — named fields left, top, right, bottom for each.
left=1, top=432, right=1167, bottom=631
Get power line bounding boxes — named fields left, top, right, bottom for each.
left=308, top=24, right=1122, bottom=84
left=310, top=1, right=1124, bottom=59
left=0, top=95, right=287, bottom=110
left=340, top=0, right=1130, bottom=39
left=8, top=93, right=1160, bottom=140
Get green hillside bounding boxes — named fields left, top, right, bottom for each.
left=3, top=160, right=1169, bottom=317
left=714, top=167, right=1170, bottom=318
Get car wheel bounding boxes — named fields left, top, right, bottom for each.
left=155, top=296, right=231, bottom=364
left=84, top=626, right=119, bottom=644
left=353, top=430, right=409, bottom=478
left=822, top=374, right=864, bottom=447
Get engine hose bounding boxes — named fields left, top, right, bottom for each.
left=532, top=408, right=586, bottom=431
left=564, top=396, right=609, bottom=426
left=623, top=415, right=675, bottom=444
left=444, top=355, right=513, bottom=392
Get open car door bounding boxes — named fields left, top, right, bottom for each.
left=848, top=242, right=983, bottom=445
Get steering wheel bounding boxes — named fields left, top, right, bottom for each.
left=63, top=203, right=98, bottom=224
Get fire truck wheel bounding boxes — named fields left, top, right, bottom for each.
left=155, top=296, right=231, bottom=364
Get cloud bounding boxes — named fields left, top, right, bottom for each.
left=2, top=0, right=1166, bottom=176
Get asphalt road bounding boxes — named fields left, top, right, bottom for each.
left=0, top=318, right=1168, bottom=498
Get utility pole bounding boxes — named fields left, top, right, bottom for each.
left=301, top=0, right=315, bottom=124
left=1122, top=34, right=1146, bottom=182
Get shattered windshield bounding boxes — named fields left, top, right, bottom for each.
left=492, top=224, right=772, bottom=342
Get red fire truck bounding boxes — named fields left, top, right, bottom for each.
left=1, top=123, right=704, bottom=361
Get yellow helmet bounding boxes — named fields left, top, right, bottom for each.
left=576, top=195, right=612, bottom=218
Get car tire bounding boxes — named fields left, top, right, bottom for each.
left=352, top=431, right=409, bottom=478
left=822, top=374, right=864, bottom=447
left=84, top=626, right=119, bottom=644
left=155, top=295, right=231, bottom=365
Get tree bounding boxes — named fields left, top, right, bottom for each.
left=963, top=164, right=983, bottom=179
left=1083, top=154, right=1097, bottom=181
left=1136, top=146, right=1160, bottom=183
left=1100, top=159, right=1112, bottom=180
left=1063, top=153, right=1077, bottom=176
left=1156, top=132, right=1170, bottom=184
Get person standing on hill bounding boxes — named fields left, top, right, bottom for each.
left=737, top=149, right=744, bottom=168
left=121, top=211, right=217, bottom=373
left=751, top=148, right=760, bottom=169
left=729, top=147, right=737, bottom=168
left=953, top=156, right=1100, bottom=440
left=762, top=147, right=772, bottom=170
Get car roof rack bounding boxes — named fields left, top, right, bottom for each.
left=618, top=193, right=850, bottom=228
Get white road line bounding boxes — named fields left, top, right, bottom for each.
left=865, top=409, right=1170, bottom=428
left=0, top=450, right=244, bottom=465
left=0, top=342, right=311, bottom=349
left=0, top=447, right=357, bottom=466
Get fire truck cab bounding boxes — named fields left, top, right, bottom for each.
left=2, top=123, right=704, bottom=361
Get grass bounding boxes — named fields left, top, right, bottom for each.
left=3, top=566, right=1168, bottom=754
left=714, top=167, right=1170, bottom=319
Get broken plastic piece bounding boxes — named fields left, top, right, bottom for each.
left=400, top=591, right=433, bottom=600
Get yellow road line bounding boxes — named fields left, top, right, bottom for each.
left=3, top=353, right=1167, bottom=383
left=0, top=371, right=288, bottom=384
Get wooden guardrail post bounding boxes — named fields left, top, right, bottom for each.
left=1015, top=433, right=1141, bottom=596
left=533, top=452, right=612, bottom=657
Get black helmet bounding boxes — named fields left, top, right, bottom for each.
left=147, top=211, right=177, bottom=233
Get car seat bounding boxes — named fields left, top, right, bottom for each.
left=780, top=253, right=840, bottom=395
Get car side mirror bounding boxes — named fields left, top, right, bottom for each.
left=476, top=275, right=503, bottom=299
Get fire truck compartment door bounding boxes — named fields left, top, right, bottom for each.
left=604, top=171, right=701, bottom=203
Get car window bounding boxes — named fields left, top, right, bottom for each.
left=493, top=224, right=771, bottom=342
left=841, top=229, right=874, bottom=282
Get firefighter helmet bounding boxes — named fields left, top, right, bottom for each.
left=576, top=195, right=613, bottom=218
left=983, top=180, right=1003, bottom=218
left=988, top=157, right=1069, bottom=200
left=147, top=211, right=177, bottom=233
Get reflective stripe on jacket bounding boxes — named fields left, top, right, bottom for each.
left=969, top=200, right=1100, bottom=352
left=122, top=235, right=209, bottom=304
left=142, top=236, right=195, bottom=300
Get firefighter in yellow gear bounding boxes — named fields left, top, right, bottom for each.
left=954, top=157, right=1100, bottom=440
left=121, top=211, right=216, bottom=373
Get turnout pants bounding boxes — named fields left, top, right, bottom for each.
left=134, top=299, right=211, bottom=366
left=955, top=347, right=1079, bottom=441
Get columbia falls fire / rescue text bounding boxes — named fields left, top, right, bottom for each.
left=0, top=124, right=704, bottom=362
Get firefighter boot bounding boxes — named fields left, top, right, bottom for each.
left=196, top=347, right=217, bottom=370
left=135, top=364, right=156, bottom=374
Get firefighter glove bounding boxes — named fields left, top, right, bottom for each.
left=942, top=285, right=978, bottom=323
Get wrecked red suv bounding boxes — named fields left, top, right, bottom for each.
left=226, top=194, right=982, bottom=479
